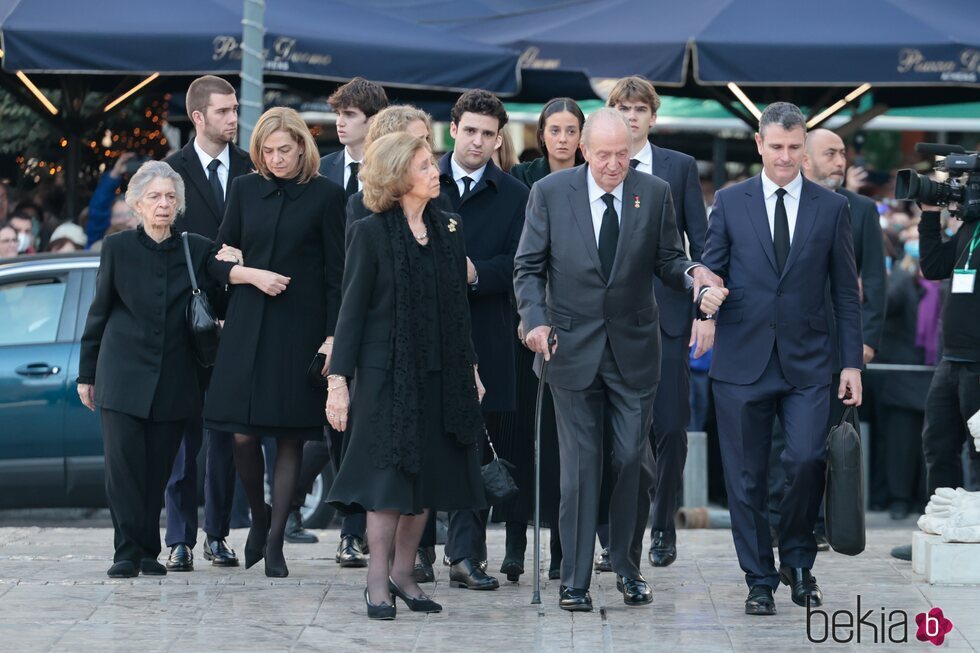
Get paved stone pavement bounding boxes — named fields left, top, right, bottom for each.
left=0, top=515, right=977, bottom=652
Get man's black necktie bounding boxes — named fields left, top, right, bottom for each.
left=773, top=188, right=790, bottom=274
left=345, top=161, right=360, bottom=200
left=598, top=193, right=619, bottom=277
left=630, top=159, right=640, bottom=169
left=461, top=175, right=474, bottom=200
left=207, top=159, right=224, bottom=213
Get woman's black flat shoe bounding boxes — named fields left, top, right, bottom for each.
left=245, top=504, right=272, bottom=569
left=365, top=587, right=397, bottom=620
left=388, top=578, right=442, bottom=613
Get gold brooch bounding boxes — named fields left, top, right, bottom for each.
left=448, top=218, right=458, bottom=232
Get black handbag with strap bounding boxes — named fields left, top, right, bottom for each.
left=481, top=429, right=518, bottom=504
left=824, top=406, right=866, bottom=555
left=181, top=232, right=221, bottom=367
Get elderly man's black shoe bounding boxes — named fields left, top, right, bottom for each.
left=336, top=535, right=368, bottom=568
left=779, top=566, right=822, bottom=607
left=745, top=585, right=776, bottom=615
left=166, top=543, right=193, bottom=571
left=413, top=548, right=435, bottom=583
left=559, top=586, right=593, bottom=612
left=593, top=547, right=612, bottom=572
left=449, top=558, right=499, bottom=590
left=648, top=530, right=677, bottom=567
left=616, top=575, right=653, bottom=605
left=203, top=537, right=239, bottom=566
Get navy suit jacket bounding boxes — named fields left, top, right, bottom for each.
left=318, top=149, right=346, bottom=187
left=701, top=175, right=863, bottom=387
left=649, top=144, right=708, bottom=338
left=439, top=154, right=528, bottom=412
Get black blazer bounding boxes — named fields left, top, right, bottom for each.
left=166, top=141, right=252, bottom=240
left=318, top=149, right=346, bottom=187
left=876, top=267, right=933, bottom=410
left=839, top=187, right=887, bottom=351
left=648, top=144, right=708, bottom=338
left=78, top=228, right=230, bottom=420
left=438, top=154, right=529, bottom=412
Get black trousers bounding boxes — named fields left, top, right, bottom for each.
left=923, top=360, right=980, bottom=496
left=101, top=409, right=183, bottom=563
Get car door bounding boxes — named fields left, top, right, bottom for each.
left=0, top=268, right=80, bottom=507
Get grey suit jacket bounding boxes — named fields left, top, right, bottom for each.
left=514, top=165, right=692, bottom=391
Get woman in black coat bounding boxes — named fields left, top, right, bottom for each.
left=77, top=161, right=240, bottom=578
left=203, top=108, right=346, bottom=578
left=495, top=98, right=585, bottom=582
left=326, top=132, right=486, bottom=619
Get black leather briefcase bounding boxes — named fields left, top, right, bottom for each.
left=824, top=406, right=866, bottom=555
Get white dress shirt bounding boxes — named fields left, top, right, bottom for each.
left=630, top=141, right=654, bottom=176
left=193, top=140, right=230, bottom=197
left=586, top=167, right=623, bottom=246
left=343, top=147, right=363, bottom=191
left=761, top=170, right=803, bottom=244
left=450, top=157, right=487, bottom=197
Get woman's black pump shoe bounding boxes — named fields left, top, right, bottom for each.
left=244, top=504, right=272, bottom=569
left=388, top=578, right=442, bottom=613
left=365, top=587, right=397, bottom=620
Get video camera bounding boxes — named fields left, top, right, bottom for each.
left=895, top=143, right=980, bottom=222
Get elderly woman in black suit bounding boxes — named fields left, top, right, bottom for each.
left=77, top=161, right=241, bottom=578
left=327, top=132, right=487, bottom=619
left=202, top=107, right=346, bottom=578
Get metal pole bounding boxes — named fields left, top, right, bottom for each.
left=239, top=0, right=266, bottom=150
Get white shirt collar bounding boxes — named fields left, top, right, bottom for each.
left=343, top=147, right=362, bottom=169
left=450, top=156, right=487, bottom=187
left=586, top=166, right=624, bottom=205
left=193, top=139, right=230, bottom=172
left=761, top=169, right=803, bottom=200
left=632, top=141, right=653, bottom=168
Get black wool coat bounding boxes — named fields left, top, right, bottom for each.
left=78, top=228, right=231, bottom=420
left=203, top=173, right=346, bottom=429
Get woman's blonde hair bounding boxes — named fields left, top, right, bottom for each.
left=361, top=132, right=430, bottom=214
left=365, top=105, right=433, bottom=149
left=494, top=128, right=519, bottom=171
left=249, top=107, right=319, bottom=183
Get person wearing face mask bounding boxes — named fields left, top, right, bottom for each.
left=202, top=107, right=346, bottom=579
left=7, top=211, right=36, bottom=254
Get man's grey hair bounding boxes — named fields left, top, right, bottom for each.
left=125, top=160, right=186, bottom=216
left=759, top=102, right=806, bottom=137
left=581, top=107, right=631, bottom=149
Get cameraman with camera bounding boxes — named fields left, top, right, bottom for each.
left=891, top=145, right=980, bottom=560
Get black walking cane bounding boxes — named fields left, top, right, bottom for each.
left=531, top=326, right=556, bottom=605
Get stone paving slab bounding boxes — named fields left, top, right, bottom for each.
left=0, top=520, right=976, bottom=652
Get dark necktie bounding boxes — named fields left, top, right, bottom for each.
left=345, top=161, right=359, bottom=200
left=207, top=159, right=224, bottom=213
left=461, top=176, right=474, bottom=200
left=630, top=159, right=640, bottom=169
left=598, top=193, right=619, bottom=277
left=773, top=188, right=790, bottom=274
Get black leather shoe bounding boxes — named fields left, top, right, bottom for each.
left=336, top=535, right=368, bottom=568
left=140, top=558, right=167, bottom=576
left=745, top=585, right=776, bottom=615
left=284, top=510, right=318, bottom=544
left=166, top=543, right=194, bottom=572
left=779, top=566, right=822, bottom=607
left=364, top=587, right=396, bottom=620
left=559, top=585, right=593, bottom=612
left=203, top=536, right=239, bottom=567
left=616, top=575, right=653, bottom=606
left=413, top=548, right=435, bottom=583
left=593, top=547, right=612, bottom=572
left=107, top=561, right=138, bottom=578
left=815, top=530, right=830, bottom=552
left=648, top=530, right=677, bottom=567
left=442, top=554, right=451, bottom=566
left=244, top=504, right=271, bottom=570
left=389, top=578, right=442, bottom=613
left=548, top=565, right=561, bottom=580
left=449, top=558, right=499, bottom=590
left=500, top=557, right=524, bottom=582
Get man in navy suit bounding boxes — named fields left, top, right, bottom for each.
left=596, top=76, right=709, bottom=570
left=163, top=75, right=252, bottom=571
left=699, top=102, right=863, bottom=616
left=439, top=89, right=529, bottom=591
left=303, top=77, right=388, bottom=564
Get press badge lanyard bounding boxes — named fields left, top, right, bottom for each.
left=951, top=222, right=980, bottom=294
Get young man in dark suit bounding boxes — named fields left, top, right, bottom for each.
left=163, top=75, right=251, bottom=571
left=596, top=76, right=709, bottom=571
left=700, top=103, right=863, bottom=615
left=300, top=77, right=387, bottom=565
left=439, top=89, right=529, bottom=591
